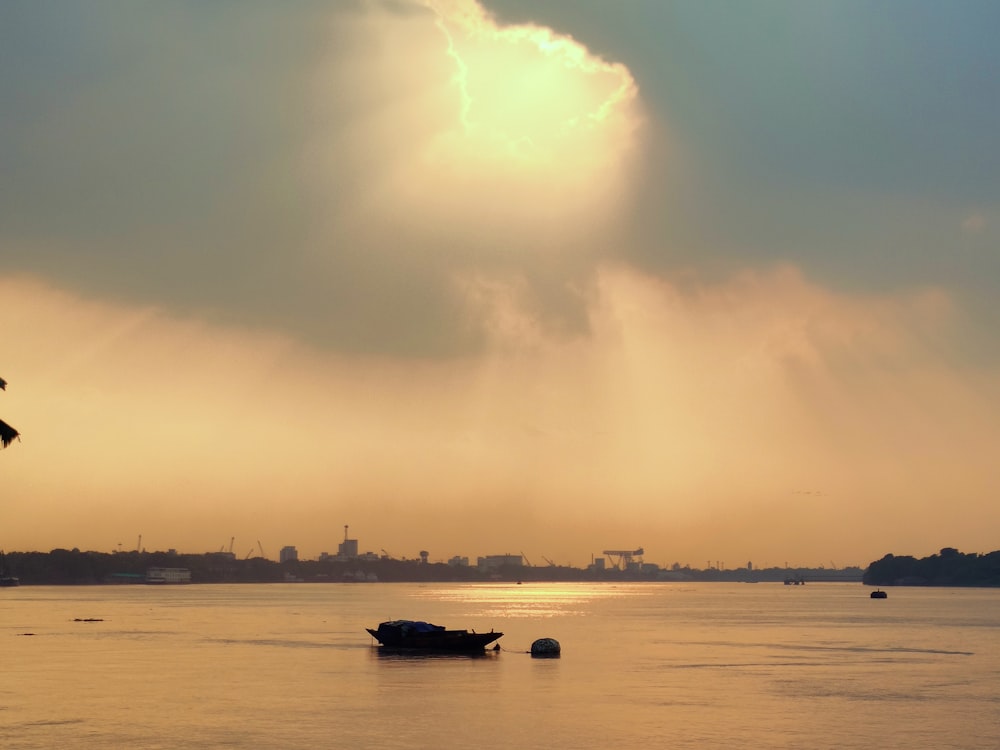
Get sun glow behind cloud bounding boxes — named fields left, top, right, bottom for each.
left=310, top=0, right=642, bottom=255
left=426, top=0, right=639, bottom=170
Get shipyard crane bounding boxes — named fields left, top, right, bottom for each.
left=521, top=551, right=533, bottom=567
left=602, top=547, right=644, bottom=571
left=542, top=556, right=556, bottom=567
left=257, top=540, right=267, bottom=560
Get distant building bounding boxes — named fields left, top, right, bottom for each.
left=477, top=554, right=523, bottom=571
left=338, top=538, right=358, bottom=559
left=279, top=546, right=298, bottom=563
left=448, top=556, right=469, bottom=567
left=338, top=525, right=358, bottom=559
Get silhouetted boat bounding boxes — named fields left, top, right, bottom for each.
left=366, top=620, right=502, bottom=651
left=870, top=589, right=887, bottom=599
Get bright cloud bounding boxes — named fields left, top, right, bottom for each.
left=309, top=0, right=642, bottom=261
left=425, top=0, right=639, bottom=171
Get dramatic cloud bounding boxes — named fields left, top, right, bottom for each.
left=1, top=0, right=642, bottom=357
left=304, top=0, right=643, bottom=353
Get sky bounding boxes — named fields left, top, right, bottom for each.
left=2, top=0, right=999, bottom=568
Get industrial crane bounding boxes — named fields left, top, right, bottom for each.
left=602, top=547, right=644, bottom=571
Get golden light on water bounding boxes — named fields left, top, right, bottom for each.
left=415, top=582, right=655, bottom=618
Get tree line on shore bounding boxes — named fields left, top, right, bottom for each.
left=863, top=547, right=1000, bottom=587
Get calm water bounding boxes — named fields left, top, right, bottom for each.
left=2, top=582, right=998, bottom=749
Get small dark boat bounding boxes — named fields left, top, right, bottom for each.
left=366, top=620, right=502, bottom=651
left=870, top=589, right=887, bottom=599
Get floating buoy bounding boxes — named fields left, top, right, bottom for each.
left=530, top=637, right=561, bottom=657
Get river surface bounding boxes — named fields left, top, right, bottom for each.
left=2, top=582, right=998, bottom=749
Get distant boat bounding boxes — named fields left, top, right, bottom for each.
left=366, top=620, right=502, bottom=651
left=0, top=551, right=18, bottom=587
left=870, top=589, right=887, bottom=599
left=145, top=567, right=191, bottom=584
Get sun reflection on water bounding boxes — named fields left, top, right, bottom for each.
left=411, top=582, right=651, bottom=618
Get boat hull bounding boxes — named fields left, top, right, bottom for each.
left=367, top=621, right=502, bottom=651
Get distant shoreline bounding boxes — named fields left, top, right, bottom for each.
left=13, top=547, right=998, bottom=588
left=1, top=548, right=863, bottom=586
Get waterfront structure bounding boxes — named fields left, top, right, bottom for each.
left=338, top=525, right=359, bottom=559
left=477, top=554, right=523, bottom=571
left=145, top=567, right=191, bottom=584
left=280, top=546, right=298, bottom=563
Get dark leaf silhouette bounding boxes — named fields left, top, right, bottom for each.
left=0, top=419, right=18, bottom=448
left=1, top=375, right=17, bottom=448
